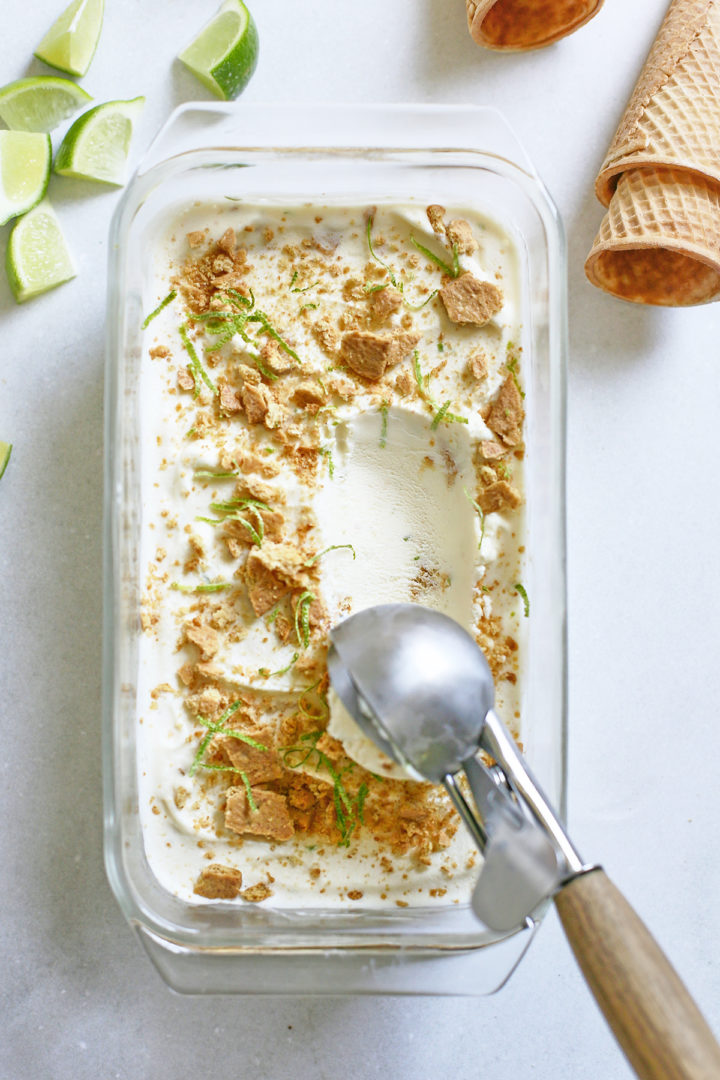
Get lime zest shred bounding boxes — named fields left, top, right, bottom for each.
left=365, top=215, right=438, bottom=312
left=410, top=236, right=460, bottom=279
left=143, top=289, right=177, bottom=329
left=280, top=730, right=368, bottom=846
left=379, top=403, right=389, bottom=447
left=515, top=583, right=530, bottom=618
left=179, top=323, right=217, bottom=397
left=189, top=702, right=267, bottom=777
left=294, top=590, right=315, bottom=649
left=305, top=544, right=356, bottom=566
left=208, top=497, right=268, bottom=546
left=413, top=351, right=467, bottom=428
left=239, top=770, right=258, bottom=812
left=320, top=447, right=334, bottom=478
left=259, top=652, right=299, bottom=680
left=171, top=581, right=233, bottom=593
left=193, top=468, right=239, bottom=480
left=464, top=487, right=486, bottom=551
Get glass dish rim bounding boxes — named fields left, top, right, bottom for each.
left=102, top=102, right=568, bottom=979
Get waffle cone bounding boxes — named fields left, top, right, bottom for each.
left=596, top=0, right=720, bottom=204
left=465, top=0, right=603, bottom=51
left=587, top=0, right=720, bottom=304
left=585, top=167, right=720, bottom=305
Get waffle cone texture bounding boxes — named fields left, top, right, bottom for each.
left=465, top=0, right=603, bottom=51
left=586, top=0, right=720, bottom=304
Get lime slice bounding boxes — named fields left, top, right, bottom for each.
left=0, top=131, right=52, bottom=226
left=6, top=200, right=76, bottom=304
left=0, top=442, right=11, bottom=481
left=178, top=0, right=258, bottom=100
left=54, top=97, right=144, bottom=185
left=0, top=77, right=91, bottom=133
left=34, top=0, right=104, bottom=77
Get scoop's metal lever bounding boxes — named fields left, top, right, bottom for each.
left=327, top=603, right=584, bottom=933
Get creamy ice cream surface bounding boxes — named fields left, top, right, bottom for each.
left=136, top=200, right=526, bottom=907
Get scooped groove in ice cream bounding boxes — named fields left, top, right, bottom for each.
left=136, top=199, right=527, bottom=908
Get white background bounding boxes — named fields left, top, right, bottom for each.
left=2, top=1, right=720, bottom=1077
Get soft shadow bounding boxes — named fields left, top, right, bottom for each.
left=415, top=0, right=500, bottom=87
left=170, top=57, right=220, bottom=111
left=567, top=184, right=660, bottom=376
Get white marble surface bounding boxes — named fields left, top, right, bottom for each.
left=2, top=1, right=720, bottom=1077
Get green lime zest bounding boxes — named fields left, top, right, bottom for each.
left=239, top=770, right=258, bottom=811
left=515, top=583, right=530, bottom=618
left=464, top=487, right=486, bottom=551
left=410, top=236, right=460, bottom=279
left=142, top=289, right=176, bottom=329
left=179, top=324, right=217, bottom=397
left=294, top=590, right=315, bottom=649
left=259, top=652, right=299, bottom=679
left=171, top=581, right=233, bottom=593
left=366, top=215, right=438, bottom=312
left=209, top=496, right=269, bottom=546
left=305, top=544, right=356, bottom=566
left=413, top=351, right=467, bottom=428
left=193, top=468, right=239, bottom=480
left=280, top=730, right=368, bottom=846
left=379, top=403, right=389, bottom=448
left=320, top=447, right=334, bottom=478
left=189, top=702, right=267, bottom=776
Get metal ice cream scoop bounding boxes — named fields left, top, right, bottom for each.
left=328, top=604, right=720, bottom=1080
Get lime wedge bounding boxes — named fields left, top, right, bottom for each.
left=0, top=131, right=52, bottom=226
left=0, top=442, right=11, bottom=481
left=0, top=77, right=91, bottom=132
left=54, top=97, right=144, bottom=185
left=34, top=0, right=104, bottom=77
left=178, top=0, right=258, bottom=100
left=6, top=200, right=76, bottom=304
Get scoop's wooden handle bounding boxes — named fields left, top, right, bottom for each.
left=555, top=869, right=720, bottom=1080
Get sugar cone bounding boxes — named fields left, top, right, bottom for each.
left=586, top=0, right=720, bottom=305
left=585, top=167, right=720, bottom=304
left=465, top=0, right=603, bottom=51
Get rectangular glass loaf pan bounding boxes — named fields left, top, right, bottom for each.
left=103, top=103, right=568, bottom=995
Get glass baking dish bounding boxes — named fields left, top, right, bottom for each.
left=103, top=103, right=567, bottom=995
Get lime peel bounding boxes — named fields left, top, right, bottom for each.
left=179, top=0, right=259, bottom=101
left=54, top=97, right=144, bottom=185
left=34, top=0, right=105, bottom=77
left=6, top=200, right=76, bottom=304
left=0, top=442, right=12, bottom=481
left=0, top=77, right=91, bottom=132
left=0, top=132, right=51, bottom=226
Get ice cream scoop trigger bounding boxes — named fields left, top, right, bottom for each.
left=328, top=603, right=584, bottom=932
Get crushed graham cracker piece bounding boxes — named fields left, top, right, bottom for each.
left=467, top=350, right=488, bottom=381
left=219, top=384, right=243, bottom=414
left=476, top=480, right=522, bottom=514
left=241, top=882, right=274, bottom=903
left=186, top=230, right=205, bottom=248
left=185, top=622, right=220, bottom=659
left=439, top=274, right=503, bottom=326
left=149, top=344, right=171, bottom=359
left=479, top=439, right=507, bottom=461
left=221, top=737, right=284, bottom=785
left=486, top=374, right=524, bottom=447
left=193, top=864, right=243, bottom=899
left=244, top=542, right=309, bottom=616
left=426, top=205, right=446, bottom=234
left=340, top=330, right=421, bottom=381
left=446, top=218, right=478, bottom=255
left=225, top=787, right=294, bottom=841
left=368, top=286, right=402, bottom=322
